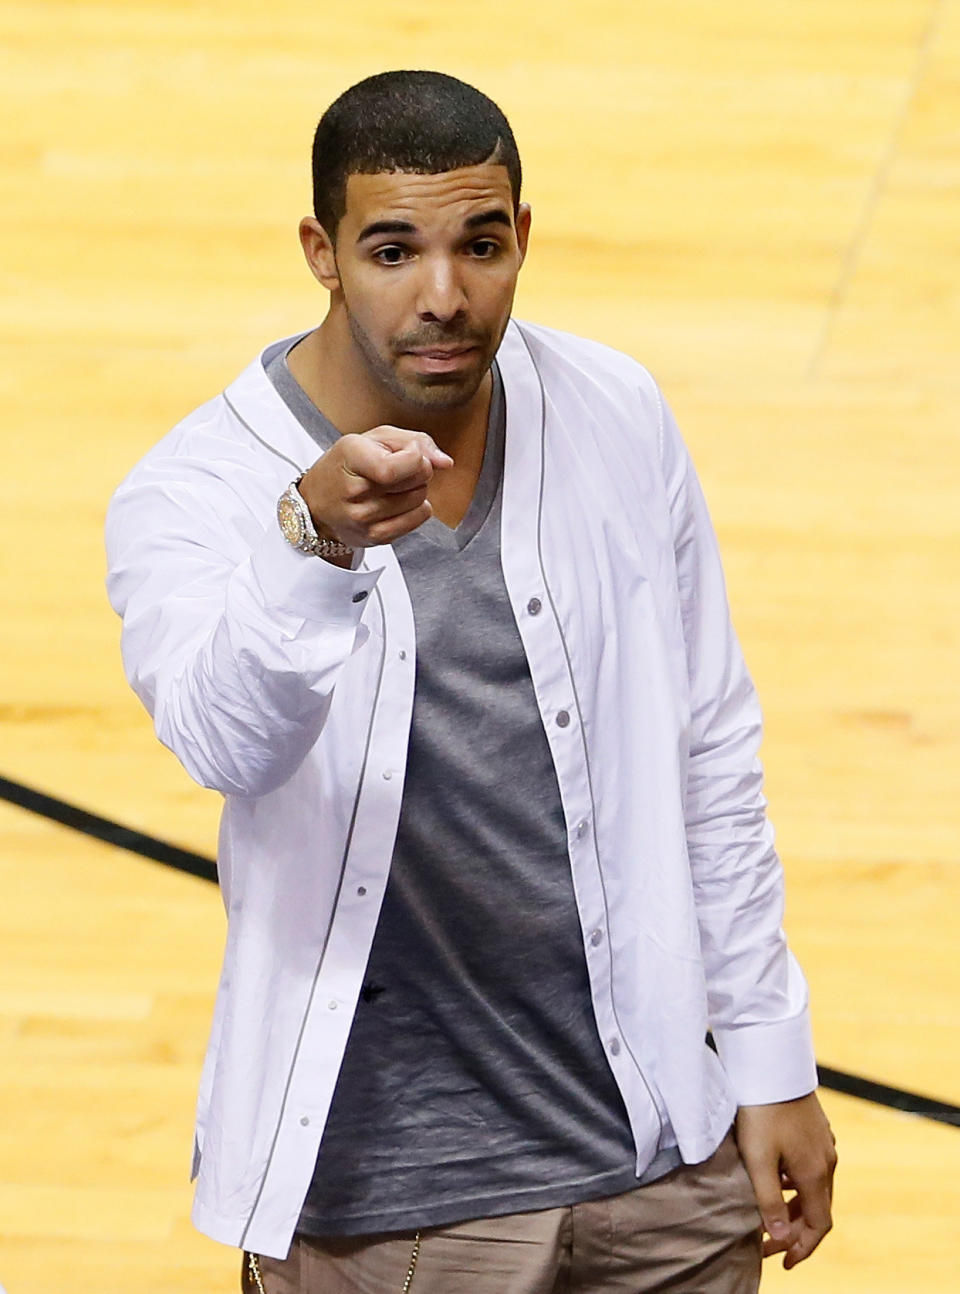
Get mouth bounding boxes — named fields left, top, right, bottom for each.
left=401, top=345, right=479, bottom=373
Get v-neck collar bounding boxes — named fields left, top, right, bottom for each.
left=408, top=361, right=505, bottom=553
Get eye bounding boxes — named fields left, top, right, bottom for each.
left=373, top=245, right=409, bottom=265
left=469, top=239, right=499, bottom=258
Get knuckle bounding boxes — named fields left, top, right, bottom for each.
left=353, top=500, right=380, bottom=524
left=340, top=432, right=365, bottom=458
left=368, top=518, right=401, bottom=545
left=340, top=458, right=368, bottom=487
left=397, top=472, right=427, bottom=497
left=362, top=457, right=391, bottom=484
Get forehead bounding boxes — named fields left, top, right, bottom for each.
left=343, top=164, right=514, bottom=229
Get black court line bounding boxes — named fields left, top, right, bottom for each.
left=0, top=773, right=217, bottom=884
left=816, top=1066, right=959, bottom=1129
left=2, top=771, right=958, bottom=1129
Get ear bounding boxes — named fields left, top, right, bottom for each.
left=515, top=203, right=532, bottom=268
left=299, top=217, right=341, bottom=291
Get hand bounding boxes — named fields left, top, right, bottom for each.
left=735, top=1092, right=837, bottom=1270
left=298, top=426, right=453, bottom=555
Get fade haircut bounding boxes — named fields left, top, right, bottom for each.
left=312, top=70, right=522, bottom=240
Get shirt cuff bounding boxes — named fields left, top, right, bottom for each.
left=712, top=1009, right=819, bottom=1106
left=250, top=523, right=381, bottom=625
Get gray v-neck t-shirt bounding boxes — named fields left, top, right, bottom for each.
left=263, top=338, right=679, bottom=1236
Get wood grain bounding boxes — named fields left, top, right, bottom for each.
left=1, top=1, right=957, bottom=1289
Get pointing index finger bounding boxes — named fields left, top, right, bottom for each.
left=415, top=433, right=454, bottom=469
left=353, top=445, right=439, bottom=500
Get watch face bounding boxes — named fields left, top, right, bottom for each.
left=277, top=493, right=306, bottom=547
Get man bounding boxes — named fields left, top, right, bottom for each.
left=106, top=71, right=836, bottom=1293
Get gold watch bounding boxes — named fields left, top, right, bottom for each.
left=276, top=478, right=354, bottom=558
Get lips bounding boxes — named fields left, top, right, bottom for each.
left=402, top=345, right=479, bottom=374
left=405, top=346, right=475, bottom=358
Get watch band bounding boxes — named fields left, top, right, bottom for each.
left=277, top=479, right=354, bottom=558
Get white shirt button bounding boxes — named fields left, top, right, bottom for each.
left=357, top=886, right=367, bottom=897
left=576, top=820, right=588, bottom=839
left=527, top=597, right=542, bottom=615
left=590, top=929, right=603, bottom=947
left=556, top=710, right=571, bottom=728
left=382, top=770, right=393, bottom=781
left=609, top=1038, right=621, bottom=1056
left=399, top=649, right=407, bottom=660
left=300, top=1115, right=310, bottom=1126
left=328, top=1000, right=338, bottom=1011
left=352, top=590, right=368, bottom=603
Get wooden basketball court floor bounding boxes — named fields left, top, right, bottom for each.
left=1, top=1, right=958, bottom=1290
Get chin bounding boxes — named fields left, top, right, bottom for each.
left=400, top=370, right=487, bottom=411
left=405, top=386, right=475, bottom=413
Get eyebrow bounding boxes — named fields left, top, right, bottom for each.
left=356, top=219, right=416, bottom=243
left=464, top=208, right=513, bottom=231
left=356, top=208, right=513, bottom=243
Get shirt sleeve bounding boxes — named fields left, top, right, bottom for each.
left=657, top=388, right=819, bottom=1106
left=105, top=447, right=381, bottom=799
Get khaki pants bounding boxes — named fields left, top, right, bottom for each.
left=242, top=1131, right=762, bottom=1294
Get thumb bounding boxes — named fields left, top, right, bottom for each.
left=745, top=1156, right=792, bottom=1250
left=760, top=1180, right=796, bottom=1247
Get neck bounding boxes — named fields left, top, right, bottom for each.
left=286, top=310, right=492, bottom=458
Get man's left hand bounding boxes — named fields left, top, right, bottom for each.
left=735, top=1091, right=837, bottom=1270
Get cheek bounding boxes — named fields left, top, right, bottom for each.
left=345, top=293, right=398, bottom=347
left=475, top=263, right=521, bottom=309
left=348, top=273, right=410, bottom=339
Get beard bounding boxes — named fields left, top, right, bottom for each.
left=344, top=299, right=499, bottom=414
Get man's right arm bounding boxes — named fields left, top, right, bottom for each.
left=105, top=422, right=450, bottom=799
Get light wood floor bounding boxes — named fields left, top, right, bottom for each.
left=1, top=1, right=958, bottom=1290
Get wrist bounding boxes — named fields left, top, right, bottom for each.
left=276, top=479, right=355, bottom=561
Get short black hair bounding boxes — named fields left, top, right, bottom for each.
left=311, top=70, right=522, bottom=239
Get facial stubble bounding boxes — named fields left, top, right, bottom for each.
left=338, top=263, right=499, bottom=414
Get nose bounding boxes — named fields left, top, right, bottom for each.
left=416, top=254, right=467, bottom=325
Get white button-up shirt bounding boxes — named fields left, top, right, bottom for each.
left=105, top=320, right=817, bottom=1259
